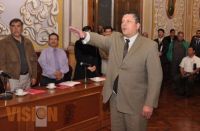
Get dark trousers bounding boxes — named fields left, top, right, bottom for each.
left=175, top=75, right=195, bottom=97
left=40, top=72, right=71, bottom=86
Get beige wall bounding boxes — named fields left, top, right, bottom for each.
left=70, top=0, right=88, bottom=44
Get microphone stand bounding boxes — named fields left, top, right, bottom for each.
left=0, top=75, right=13, bottom=100
left=84, top=66, right=87, bottom=84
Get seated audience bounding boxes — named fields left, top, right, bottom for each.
left=190, top=30, right=200, bottom=57
left=176, top=47, right=200, bottom=97
left=73, top=26, right=101, bottom=80
left=38, top=33, right=71, bottom=86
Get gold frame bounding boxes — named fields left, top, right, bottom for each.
left=166, top=0, right=176, bottom=19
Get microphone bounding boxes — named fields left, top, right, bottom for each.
left=0, top=71, right=11, bottom=78
left=80, top=62, right=91, bottom=66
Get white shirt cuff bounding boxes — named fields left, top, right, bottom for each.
left=82, top=32, right=90, bottom=44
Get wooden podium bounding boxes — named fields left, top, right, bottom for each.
left=0, top=81, right=110, bottom=131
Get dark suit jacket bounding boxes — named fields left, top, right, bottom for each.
left=154, top=38, right=168, bottom=63
left=163, top=35, right=177, bottom=44
left=88, top=32, right=163, bottom=114
left=73, top=39, right=101, bottom=80
left=190, top=36, right=200, bottom=57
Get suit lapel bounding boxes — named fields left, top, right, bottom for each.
left=117, top=35, right=125, bottom=63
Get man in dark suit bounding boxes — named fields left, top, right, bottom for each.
left=163, top=29, right=177, bottom=47
left=190, top=30, right=200, bottom=57
left=163, top=29, right=177, bottom=82
left=70, top=12, right=162, bottom=131
left=154, top=29, right=168, bottom=83
left=73, top=26, right=101, bottom=80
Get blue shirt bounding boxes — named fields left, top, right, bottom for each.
left=38, top=47, right=69, bottom=79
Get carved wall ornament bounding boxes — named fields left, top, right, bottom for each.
left=20, top=0, right=59, bottom=45
left=0, top=2, right=10, bottom=36
left=192, top=0, right=200, bottom=33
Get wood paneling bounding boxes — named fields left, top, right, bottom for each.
left=88, top=0, right=143, bottom=32
left=114, top=0, right=143, bottom=31
left=88, top=0, right=98, bottom=31
left=0, top=81, right=110, bottom=130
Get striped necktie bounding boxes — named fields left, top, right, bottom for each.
left=123, top=39, right=130, bottom=59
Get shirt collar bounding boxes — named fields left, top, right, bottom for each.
left=158, top=37, right=164, bottom=41
left=124, top=33, right=139, bottom=43
left=49, top=46, right=58, bottom=49
left=11, top=35, right=24, bottom=43
left=123, top=33, right=139, bottom=50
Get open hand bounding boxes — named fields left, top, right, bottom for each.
left=87, top=66, right=96, bottom=72
left=31, top=78, right=37, bottom=86
left=142, top=105, right=153, bottom=119
left=69, top=26, right=86, bottom=39
left=54, top=71, right=63, bottom=80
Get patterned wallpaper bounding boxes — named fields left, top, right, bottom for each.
left=153, top=0, right=185, bottom=38
left=153, top=0, right=200, bottom=40
left=192, top=0, right=200, bottom=34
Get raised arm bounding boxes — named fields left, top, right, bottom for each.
left=69, top=26, right=111, bottom=53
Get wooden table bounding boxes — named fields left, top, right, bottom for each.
left=0, top=81, right=110, bottom=131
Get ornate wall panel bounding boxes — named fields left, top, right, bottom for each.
left=192, top=0, right=200, bottom=35
left=20, top=0, right=59, bottom=45
left=153, top=0, right=186, bottom=39
left=0, top=2, right=10, bottom=36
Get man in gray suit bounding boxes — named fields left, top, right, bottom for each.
left=70, top=12, right=162, bottom=131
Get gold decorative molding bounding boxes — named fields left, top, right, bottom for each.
left=20, top=0, right=59, bottom=45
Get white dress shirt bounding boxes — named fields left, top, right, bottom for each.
left=179, top=55, right=200, bottom=73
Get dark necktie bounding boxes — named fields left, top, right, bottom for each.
left=113, top=39, right=130, bottom=94
left=53, top=48, right=60, bottom=70
left=123, top=39, right=130, bottom=58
